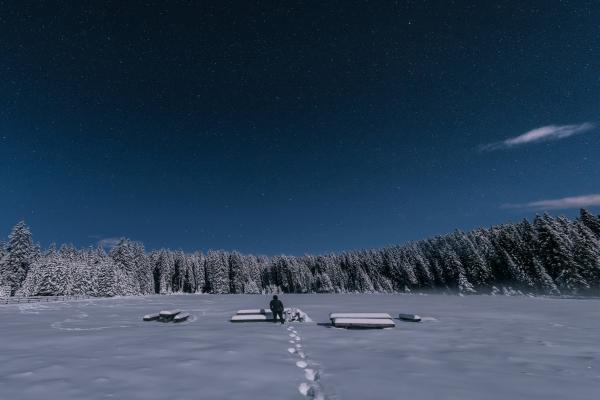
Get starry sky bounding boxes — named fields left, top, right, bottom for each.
left=1, top=1, right=599, bottom=254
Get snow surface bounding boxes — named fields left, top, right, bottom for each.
left=1, top=294, right=600, bottom=399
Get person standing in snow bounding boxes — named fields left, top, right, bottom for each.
left=269, top=295, right=285, bottom=324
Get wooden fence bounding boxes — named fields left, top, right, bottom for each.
left=0, top=295, right=90, bottom=305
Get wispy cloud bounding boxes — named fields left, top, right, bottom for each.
left=98, top=237, right=122, bottom=249
left=481, top=122, right=595, bottom=151
left=502, top=194, right=600, bottom=211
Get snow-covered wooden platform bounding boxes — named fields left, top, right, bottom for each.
left=332, top=317, right=396, bottom=329
left=329, top=312, right=392, bottom=322
left=159, top=309, right=181, bottom=322
left=230, top=314, right=273, bottom=322
left=236, top=309, right=273, bottom=316
left=398, top=313, right=421, bottom=322
left=173, top=313, right=190, bottom=323
left=144, top=310, right=189, bottom=323
left=143, top=313, right=160, bottom=321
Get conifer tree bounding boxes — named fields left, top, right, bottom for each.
left=189, top=252, right=205, bottom=293
left=2, top=221, right=35, bottom=295
left=572, top=221, right=600, bottom=289
left=578, top=208, right=600, bottom=238
left=205, top=250, right=230, bottom=293
left=228, top=251, right=245, bottom=294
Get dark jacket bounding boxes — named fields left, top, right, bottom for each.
left=269, top=299, right=284, bottom=312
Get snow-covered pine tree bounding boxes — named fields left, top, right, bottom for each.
left=152, top=250, right=175, bottom=294
left=76, top=246, right=102, bottom=296
left=243, top=279, right=259, bottom=294
left=407, top=243, right=435, bottom=289
left=267, top=256, right=285, bottom=292
left=1, top=221, right=36, bottom=295
left=36, top=250, right=70, bottom=295
left=363, top=249, right=394, bottom=292
left=205, top=250, right=230, bottom=293
left=239, top=254, right=262, bottom=293
left=315, top=254, right=346, bottom=292
left=270, top=255, right=313, bottom=293
left=228, top=251, right=246, bottom=294
left=0, top=241, right=7, bottom=293
left=572, top=220, right=600, bottom=290
left=578, top=208, right=600, bottom=238
left=381, top=246, right=417, bottom=291
left=530, top=257, right=559, bottom=295
left=342, top=252, right=374, bottom=293
left=439, top=242, right=476, bottom=293
left=449, top=230, right=490, bottom=288
left=498, top=249, right=535, bottom=289
left=294, top=258, right=314, bottom=292
left=418, top=239, right=446, bottom=287
left=189, top=252, right=205, bottom=293
left=489, top=225, right=535, bottom=289
left=68, top=258, right=96, bottom=295
left=536, top=215, right=589, bottom=293
left=468, top=228, right=497, bottom=267
left=315, top=272, right=334, bottom=293
left=534, top=215, right=571, bottom=278
left=96, top=256, right=118, bottom=297
left=109, top=239, right=151, bottom=295
left=133, top=245, right=153, bottom=295
left=172, top=251, right=188, bottom=292
left=59, top=243, right=77, bottom=262
left=458, top=271, right=476, bottom=294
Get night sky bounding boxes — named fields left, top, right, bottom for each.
left=1, top=1, right=599, bottom=254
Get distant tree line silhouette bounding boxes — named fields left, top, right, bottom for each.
left=1, top=209, right=599, bottom=297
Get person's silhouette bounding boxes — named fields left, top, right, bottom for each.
left=269, top=295, right=285, bottom=324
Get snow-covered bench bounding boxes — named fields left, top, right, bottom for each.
left=159, top=310, right=181, bottom=322
left=329, top=313, right=392, bottom=323
left=231, top=308, right=310, bottom=323
left=143, top=313, right=160, bottom=321
left=230, top=314, right=273, bottom=322
left=236, top=309, right=273, bottom=316
left=173, top=313, right=190, bottom=323
left=398, top=313, right=421, bottom=322
left=143, top=309, right=190, bottom=323
left=332, top=317, right=396, bottom=329
left=329, top=312, right=395, bottom=328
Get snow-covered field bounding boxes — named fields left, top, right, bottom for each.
left=1, top=294, right=599, bottom=399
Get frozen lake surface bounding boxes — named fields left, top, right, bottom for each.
left=1, top=294, right=599, bottom=399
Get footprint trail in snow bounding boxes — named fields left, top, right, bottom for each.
left=285, top=325, right=327, bottom=399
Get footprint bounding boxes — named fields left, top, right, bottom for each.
left=298, top=382, right=324, bottom=399
left=296, top=360, right=308, bottom=369
left=298, top=382, right=311, bottom=396
left=297, top=351, right=306, bottom=359
left=295, top=344, right=303, bottom=349
left=289, top=340, right=296, bottom=344
left=295, top=337, right=302, bottom=342
left=288, top=348, right=296, bottom=354
left=304, top=368, right=319, bottom=382
left=289, top=333, right=297, bottom=338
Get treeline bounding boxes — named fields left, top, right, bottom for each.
left=1, top=209, right=599, bottom=297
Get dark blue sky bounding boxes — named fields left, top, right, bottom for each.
left=1, top=1, right=599, bottom=254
